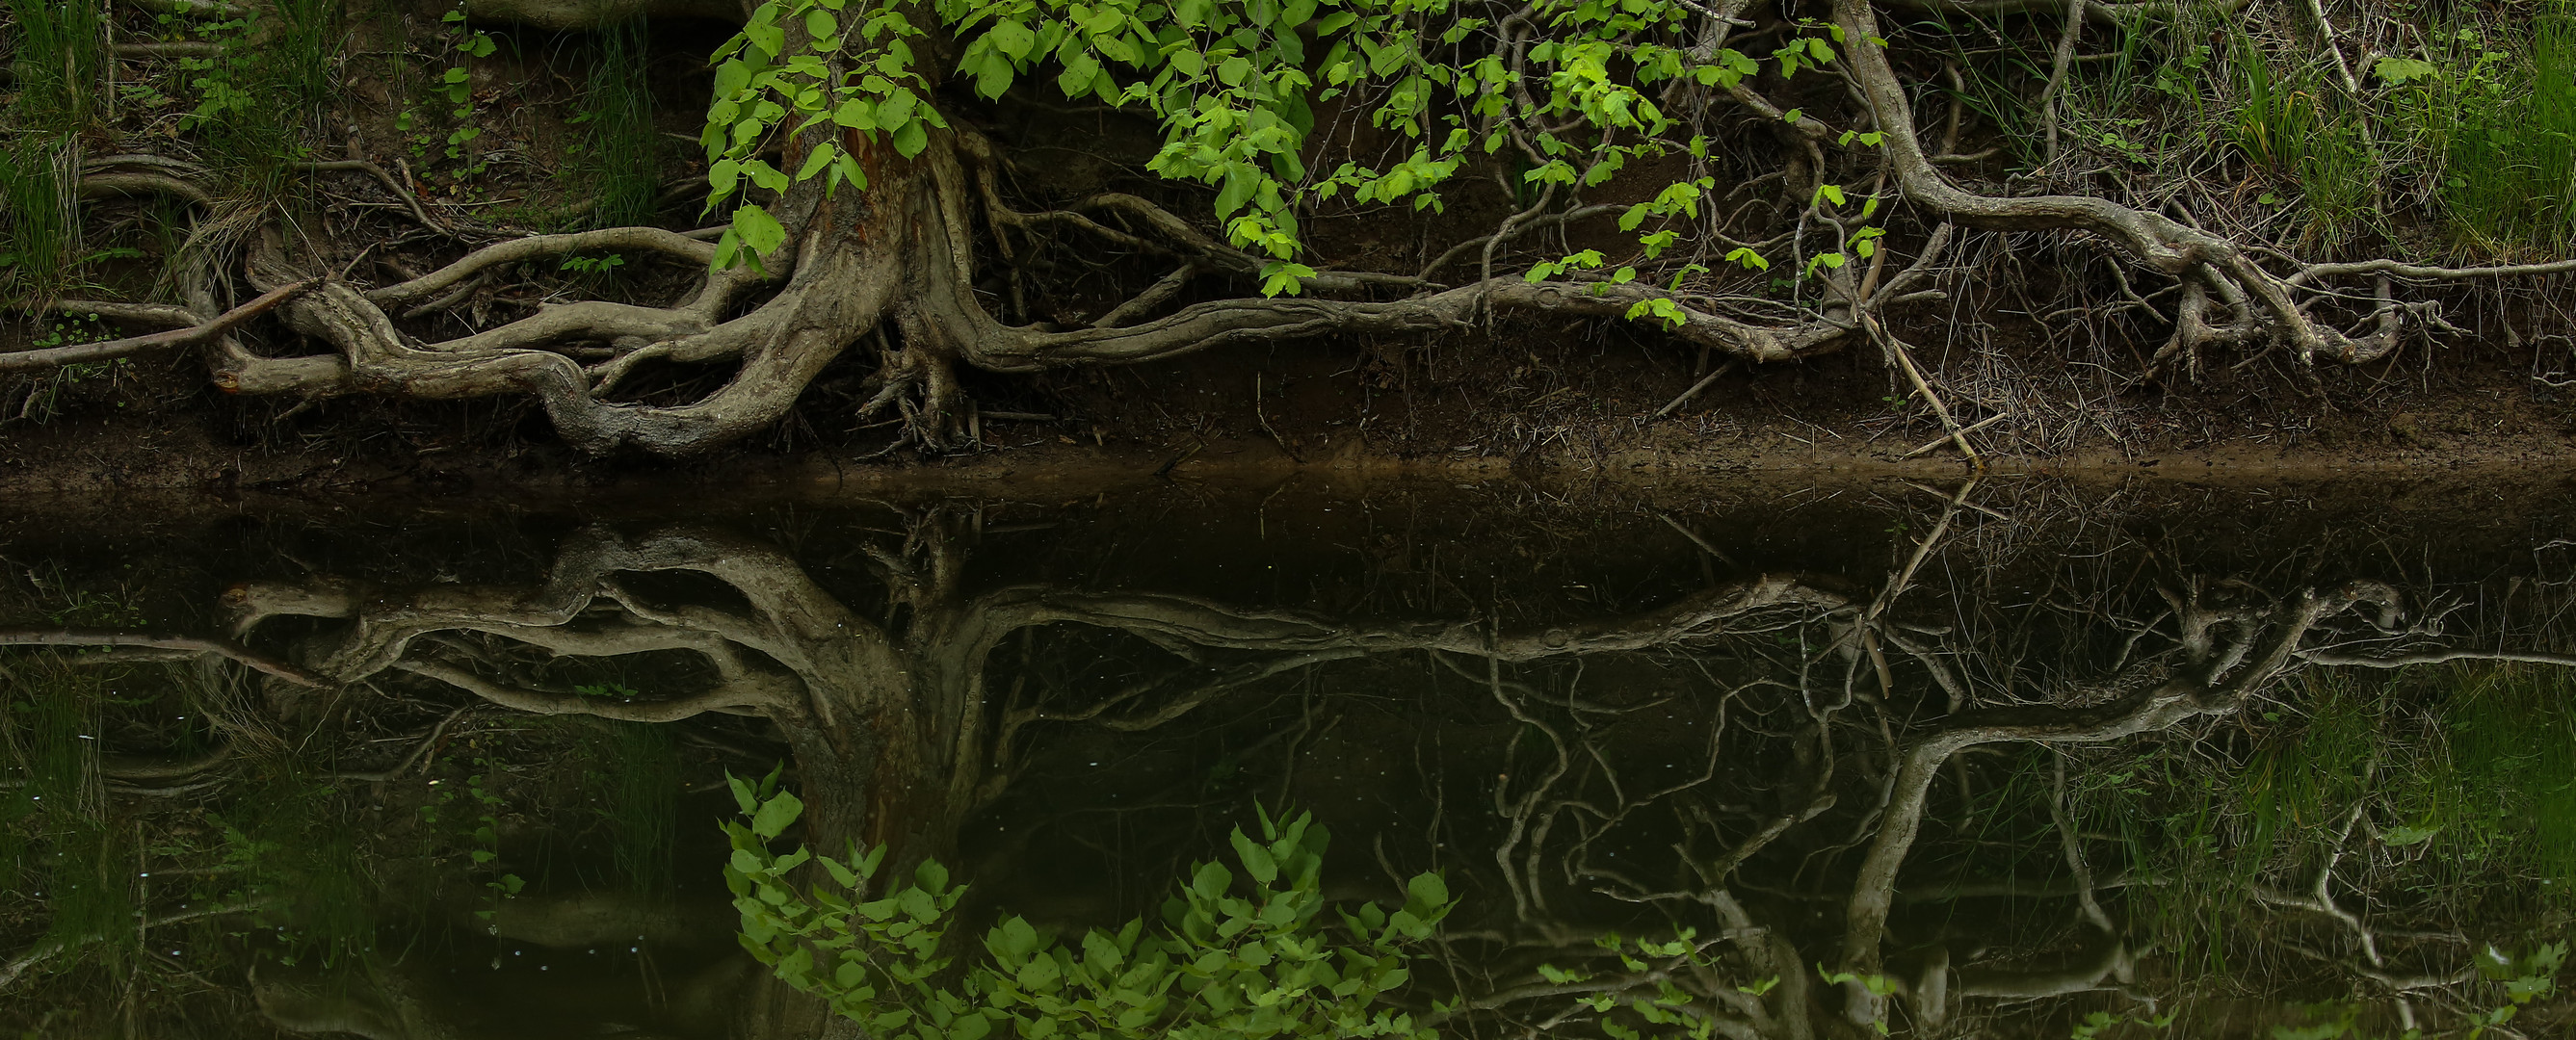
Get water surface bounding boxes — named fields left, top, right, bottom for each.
left=3, top=476, right=2572, bottom=1038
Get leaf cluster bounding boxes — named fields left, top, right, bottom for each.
left=697, top=0, right=1879, bottom=307
left=722, top=771, right=1457, bottom=1039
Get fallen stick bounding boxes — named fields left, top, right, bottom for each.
left=1900, top=412, right=2011, bottom=459
left=0, top=278, right=321, bottom=373
left=1651, top=359, right=1741, bottom=419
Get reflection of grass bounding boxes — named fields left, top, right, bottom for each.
left=2236, top=673, right=2379, bottom=861
left=2082, top=664, right=2576, bottom=984
left=3, top=656, right=375, bottom=975
left=2434, top=665, right=2576, bottom=889
left=1, top=655, right=124, bottom=974
left=582, top=720, right=678, bottom=897
left=219, top=767, right=376, bottom=964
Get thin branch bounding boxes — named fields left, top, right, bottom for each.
left=0, top=278, right=320, bottom=374
left=0, top=629, right=329, bottom=687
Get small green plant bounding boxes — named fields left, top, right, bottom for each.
left=2069, top=1008, right=2174, bottom=1038
left=420, top=758, right=524, bottom=949
left=2224, top=30, right=2378, bottom=251
left=2266, top=1001, right=2360, bottom=1040
left=1816, top=966, right=1901, bottom=1035
left=160, top=0, right=339, bottom=194
left=2466, top=942, right=2566, bottom=1037
left=438, top=3, right=499, bottom=165
left=559, top=253, right=627, bottom=275
left=1534, top=933, right=1740, bottom=1037
left=723, top=770, right=1456, bottom=1038
left=465, top=761, right=523, bottom=911
left=3, top=316, right=127, bottom=425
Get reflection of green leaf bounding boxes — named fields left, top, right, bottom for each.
left=2383, top=823, right=2440, bottom=846
left=750, top=789, right=803, bottom=839
left=729, top=802, right=1445, bottom=1037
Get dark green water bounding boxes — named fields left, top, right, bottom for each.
left=3, top=476, right=2573, bottom=1038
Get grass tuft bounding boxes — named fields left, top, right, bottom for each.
left=2436, top=11, right=2576, bottom=255
left=576, top=19, right=663, bottom=230
left=5, top=0, right=103, bottom=132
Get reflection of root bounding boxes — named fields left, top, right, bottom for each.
left=254, top=962, right=449, bottom=1040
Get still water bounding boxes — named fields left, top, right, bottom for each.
left=2, top=475, right=2572, bottom=1038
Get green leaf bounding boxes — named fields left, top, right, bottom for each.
left=1058, top=54, right=1102, bottom=97
left=1215, top=167, right=1258, bottom=219
left=1406, top=872, right=1448, bottom=910
left=2374, top=56, right=2439, bottom=87
left=1193, top=860, right=1233, bottom=898
left=1017, top=953, right=1063, bottom=992
left=1232, top=829, right=1279, bottom=885
left=829, top=97, right=876, bottom=129
left=796, top=143, right=838, bottom=181
left=746, top=12, right=784, bottom=56
left=830, top=151, right=869, bottom=195
left=750, top=790, right=803, bottom=839
left=732, top=204, right=789, bottom=262
left=989, top=19, right=1037, bottom=61
left=744, top=159, right=790, bottom=193
left=874, top=90, right=916, bottom=131
left=892, top=119, right=929, bottom=158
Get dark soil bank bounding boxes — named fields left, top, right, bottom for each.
left=4, top=328, right=2570, bottom=500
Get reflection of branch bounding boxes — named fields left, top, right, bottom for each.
left=1955, top=935, right=2136, bottom=1000
left=2300, top=649, right=2576, bottom=668
left=0, top=630, right=329, bottom=687
left=992, top=576, right=1853, bottom=661
left=393, top=660, right=781, bottom=722
left=2046, top=751, right=2114, bottom=934
left=0, top=898, right=277, bottom=990
left=100, top=742, right=232, bottom=782
left=332, top=705, right=475, bottom=783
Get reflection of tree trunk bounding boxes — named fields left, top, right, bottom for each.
left=188, top=514, right=2546, bottom=1038
left=228, top=520, right=1857, bottom=853
left=212, top=518, right=1875, bottom=1036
